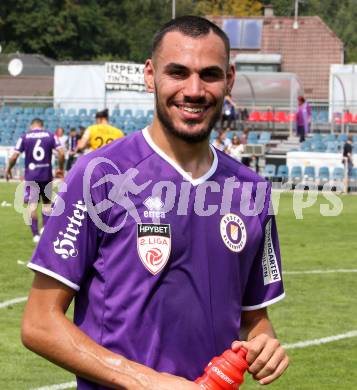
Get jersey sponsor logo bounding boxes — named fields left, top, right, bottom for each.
left=28, top=163, right=50, bottom=170
left=53, top=200, right=87, bottom=259
left=143, top=196, right=165, bottom=218
left=262, top=219, right=281, bottom=285
left=220, top=213, right=247, bottom=253
left=137, top=223, right=171, bottom=275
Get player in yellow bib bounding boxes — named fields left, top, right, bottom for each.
left=77, top=109, right=124, bottom=152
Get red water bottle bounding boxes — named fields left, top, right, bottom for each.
left=195, top=348, right=248, bottom=389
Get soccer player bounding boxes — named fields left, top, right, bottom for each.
left=21, top=16, right=288, bottom=389
left=6, top=118, right=64, bottom=242
left=76, top=108, right=124, bottom=152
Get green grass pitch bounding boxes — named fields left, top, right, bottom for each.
left=1, top=182, right=357, bottom=389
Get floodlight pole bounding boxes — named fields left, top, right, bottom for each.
left=172, top=0, right=176, bottom=19
left=293, top=0, right=299, bottom=29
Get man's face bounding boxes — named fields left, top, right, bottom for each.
left=145, top=31, right=235, bottom=143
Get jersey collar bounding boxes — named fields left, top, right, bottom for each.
left=142, top=127, right=218, bottom=186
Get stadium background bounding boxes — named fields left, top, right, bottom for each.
left=1, top=1, right=357, bottom=389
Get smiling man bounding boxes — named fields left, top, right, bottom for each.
left=22, top=16, right=288, bottom=390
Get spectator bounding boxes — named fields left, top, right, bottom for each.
left=296, top=96, right=312, bottom=142
left=54, top=127, right=67, bottom=150
left=65, top=128, right=79, bottom=171
left=76, top=108, right=124, bottom=153
left=226, top=134, right=244, bottom=162
left=220, top=94, right=237, bottom=130
left=212, top=131, right=231, bottom=151
left=240, top=127, right=249, bottom=145
left=343, top=135, right=353, bottom=192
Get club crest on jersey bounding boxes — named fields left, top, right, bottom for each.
left=137, top=223, right=171, bottom=275
left=220, top=213, right=247, bottom=253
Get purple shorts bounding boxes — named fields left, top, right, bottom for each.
left=24, top=181, right=52, bottom=204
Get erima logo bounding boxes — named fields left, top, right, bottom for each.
left=143, top=196, right=165, bottom=218
left=53, top=200, right=87, bottom=259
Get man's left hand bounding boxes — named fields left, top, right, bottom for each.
left=231, top=334, right=289, bottom=385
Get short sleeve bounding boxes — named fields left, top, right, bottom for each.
left=15, top=135, right=24, bottom=153
left=242, top=186, right=285, bottom=311
left=28, top=157, right=107, bottom=291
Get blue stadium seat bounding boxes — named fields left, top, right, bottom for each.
left=304, top=166, right=316, bottom=180
left=276, top=165, right=289, bottom=181
left=12, top=106, right=23, bottom=115
left=123, top=120, right=137, bottom=132
left=55, top=108, right=65, bottom=116
left=0, top=106, right=11, bottom=114
left=135, top=109, right=145, bottom=118
left=247, top=131, right=258, bottom=144
left=110, top=108, right=120, bottom=117
left=300, top=141, right=311, bottom=152
left=24, top=107, right=34, bottom=115
left=337, top=133, right=348, bottom=143
left=326, top=141, right=338, bottom=153
left=123, top=109, right=133, bottom=118
left=318, top=166, right=330, bottom=185
left=78, top=108, right=88, bottom=117
left=263, top=164, right=276, bottom=180
left=318, top=111, right=329, bottom=123
left=311, top=133, right=322, bottom=142
left=67, top=108, right=76, bottom=116
left=34, top=107, right=45, bottom=115
left=332, top=167, right=344, bottom=182
left=312, top=142, right=326, bottom=153
left=45, top=107, right=55, bottom=116
left=258, top=131, right=271, bottom=145
left=323, top=134, right=336, bottom=143
left=146, top=109, right=154, bottom=118
left=89, top=108, right=98, bottom=117
left=290, top=166, right=302, bottom=182
left=312, top=110, right=319, bottom=123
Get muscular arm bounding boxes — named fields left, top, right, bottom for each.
left=232, top=308, right=288, bottom=385
left=5, top=152, right=19, bottom=180
left=76, top=129, right=90, bottom=152
left=57, top=147, right=65, bottom=171
left=22, top=273, right=198, bottom=390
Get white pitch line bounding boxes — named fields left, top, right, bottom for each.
left=284, top=268, right=357, bottom=275
left=31, top=381, right=77, bottom=390
left=283, top=330, right=357, bottom=350
left=0, top=296, right=27, bottom=309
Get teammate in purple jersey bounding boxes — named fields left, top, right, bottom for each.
left=22, top=16, right=288, bottom=389
left=6, top=118, right=64, bottom=242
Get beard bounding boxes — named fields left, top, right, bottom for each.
left=155, top=92, right=222, bottom=144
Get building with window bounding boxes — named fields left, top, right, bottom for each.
left=210, top=12, right=343, bottom=101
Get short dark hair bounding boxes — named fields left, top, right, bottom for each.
left=96, top=108, right=109, bottom=119
left=152, top=15, right=230, bottom=63
left=31, top=118, right=43, bottom=127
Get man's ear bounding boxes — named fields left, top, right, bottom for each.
left=144, top=59, right=155, bottom=93
left=226, top=64, right=236, bottom=95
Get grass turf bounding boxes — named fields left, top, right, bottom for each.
left=0, top=182, right=356, bottom=389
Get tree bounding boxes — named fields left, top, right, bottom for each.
left=194, top=0, right=263, bottom=16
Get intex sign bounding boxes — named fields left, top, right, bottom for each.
left=53, top=200, right=87, bottom=259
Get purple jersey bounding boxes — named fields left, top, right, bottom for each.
left=29, top=128, right=285, bottom=389
left=15, top=128, right=61, bottom=181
